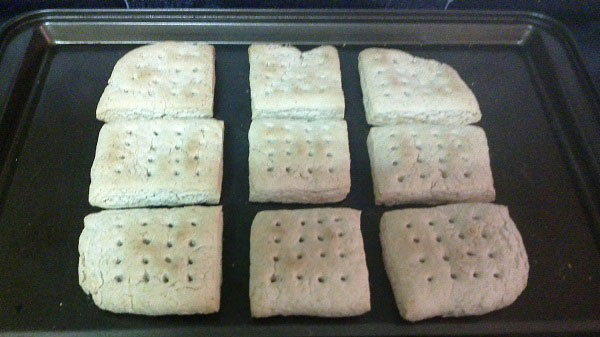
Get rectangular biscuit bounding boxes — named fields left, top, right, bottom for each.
left=367, top=124, right=495, bottom=205
left=248, top=119, right=350, bottom=203
left=358, top=48, right=481, bottom=125
left=96, top=42, right=215, bottom=121
left=78, top=206, right=223, bottom=315
left=249, top=208, right=370, bottom=317
left=380, top=203, right=529, bottom=321
left=249, top=44, right=345, bottom=120
left=89, top=119, right=223, bottom=208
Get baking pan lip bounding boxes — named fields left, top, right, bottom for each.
left=2, top=8, right=597, bottom=98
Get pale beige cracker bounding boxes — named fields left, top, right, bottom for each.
left=78, top=206, right=223, bottom=315
left=96, top=42, right=215, bottom=121
left=248, top=119, right=350, bottom=203
left=358, top=48, right=481, bottom=125
left=89, top=119, right=223, bottom=208
left=367, top=124, right=495, bottom=205
left=249, top=44, right=345, bottom=120
left=380, top=203, right=529, bottom=322
left=249, top=208, right=370, bottom=317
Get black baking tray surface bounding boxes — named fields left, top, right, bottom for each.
left=0, top=9, right=599, bottom=336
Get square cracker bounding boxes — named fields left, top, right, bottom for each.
left=89, top=119, right=223, bottom=208
left=367, top=124, right=495, bottom=205
left=249, top=208, right=370, bottom=317
left=248, top=119, right=350, bottom=203
left=380, top=203, right=529, bottom=322
left=249, top=44, right=345, bottom=120
left=78, top=206, right=223, bottom=315
left=96, top=42, right=215, bottom=121
left=358, top=48, right=481, bottom=126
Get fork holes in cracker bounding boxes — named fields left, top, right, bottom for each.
left=317, top=235, right=324, bottom=241
left=466, top=251, right=476, bottom=257
left=270, top=275, right=277, bottom=283
left=473, top=272, right=479, bottom=278
left=392, top=160, right=398, bottom=166
left=188, top=258, right=194, bottom=265
left=320, top=252, right=326, bottom=258
left=488, top=252, right=495, bottom=259
left=436, top=236, right=442, bottom=242
left=187, top=275, right=194, bottom=282
left=419, top=257, right=426, bottom=263
left=398, top=176, right=405, bottom=183
left=116, top=240, right=123, bottom=247
left=115, top=275, right=123, bottom=283
left=318, top=277, right=325, bottom=283
left=142, top=257, right=148, bottom=264
left=274, top=237, right=281, bottom=244
left=143, top=273, right=149, bottom=283
left=443, top=255, right=450, bottom=261
left=162, top=274, right=169, bottom=283
left=298, top=237, right=304, bottom=243
left=326, top=153, right=333, bottom=158
left=458, top=233, right=465, bottom=239
left=406, top=223, right=412, bottom=229
left=143, top=239, right=151, bottom=245
left=167, top=241, right=172, bottom=248
left=493, top=273, right=501, bottom=279
left=413, top=237, right=420, bottom=243
left=450, top=273, right=457, bottom=279
left=165, top=257, right=172, bottom=263
left=297, top=254, right=303, bottom=260
left=115, top=259, right=121, bottom=265
left=464, top=172, right=472, bottom=178
left=273, top=256, right=279, bottom=262
left=188, top=240, right=196, bottom=247
left=427, top=276, right=433, bottom=282
left=297, top=275, right=303, bottom=280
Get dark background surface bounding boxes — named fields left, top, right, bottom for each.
left=1, top=0, right=600, bottom=92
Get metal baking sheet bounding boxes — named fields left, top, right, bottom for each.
left=0, top=9, right=599, bottom=336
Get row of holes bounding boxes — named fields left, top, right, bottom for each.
left=273, top=251, right=346, bottom=261
left=396, top=171, right=472, bottom=182
left=390, top=143, right=464, bottom=152
left=273, top=232, right=344, bottom=244
left=426, top=271, right=502, bottom=283
left=273, top=218, right=343, bottom=227
left=266, top=150, right=334, bottom=158
left=115, top=257, right=194, bottom=266
left=263, top=125, right=331, bottom=133
left=117, top=156, right=200, bottom=163
left=265, top=138, right=332, bottom=145
left=116, top=239, right=196, bottom=248
left=114, top=273, right=194, bottom=283
left=266, top=167, right=337, bottom=174
left=114, top=170, right=202, bottom=177
left=391, top=156, right=469, bottom=167
left=270, top=274, right=346, bottom=283
left=126, top=130, right=207, bottom=137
